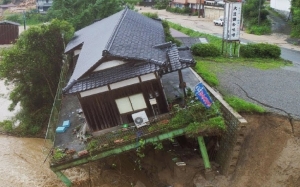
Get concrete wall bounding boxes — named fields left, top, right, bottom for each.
left=173, top=0, right=188, bottom=3
left=204, top=6, right=224, bottom=20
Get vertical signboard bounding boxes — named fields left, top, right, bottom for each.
left=194, top=83, right=213, bottom=109
left=223, top=2, right=242, bottom=41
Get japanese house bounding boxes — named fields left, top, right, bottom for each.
left=49, top=8, right=248, bottom=187
left=63, top=8, right=195, bottom=133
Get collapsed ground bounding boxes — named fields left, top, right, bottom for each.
left=60, top=113, right=300, bottom=187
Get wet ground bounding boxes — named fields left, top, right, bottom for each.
left=268, top=10, right=291, bottom=35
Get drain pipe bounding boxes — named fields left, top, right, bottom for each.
left=198, top=136, right=214, bottom=180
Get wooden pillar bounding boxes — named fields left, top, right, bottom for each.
left=178, top=69, right=186, bottom=106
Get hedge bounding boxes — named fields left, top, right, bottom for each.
left=240, top=43, right=281, bottom=58
left=191, top=43, right=221, bottom=57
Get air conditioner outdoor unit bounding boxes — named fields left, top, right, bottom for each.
left=132, top=111, right=149, bottom=128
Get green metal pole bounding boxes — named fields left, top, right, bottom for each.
left=51, top=128, right=186, bottom=172
left=55, top=171, right=72, bottom=187
left=197, top=136, right=211, bottom=169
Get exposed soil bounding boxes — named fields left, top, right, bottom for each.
left=66, top=114, right=300, bottom=187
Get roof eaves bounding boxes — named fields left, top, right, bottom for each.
left=63, top=79, right=77, bottom=94
left=0, top=20, right=20, bottom=26
left=153, top=41, right=172, bottom=49
left=64, top=42, right=83, bottom=54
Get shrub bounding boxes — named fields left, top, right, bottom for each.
left=162, top=21, right=182, bottom=46
left=240, top=43, right=281, bottom=58
left=142, top=12, right=158, bottom=19
left=247, top=23, right=272, bottom=35
left=0, top=120, right=13, bottom=132
left=166, top=7, right=191, bottom=15
left=154, top=0, right=169, bottom=10
left=191, top=43, right=221, bottom=57
left=4, top=14, right=23, bottom=24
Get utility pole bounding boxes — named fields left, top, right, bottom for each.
left=198, top=0, right=201, bottom=18
left=258, top=0, right=261, bottom=25
left=23, top=11, right=26, bottom=30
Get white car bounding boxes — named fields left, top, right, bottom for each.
left=217, top=1, right=225, bottom=6
left=213, top=16, right=224, bottom=26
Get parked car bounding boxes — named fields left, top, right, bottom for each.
left=213, top=16, right=224, bottom=26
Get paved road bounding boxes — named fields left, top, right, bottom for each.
left=137, top=7, right=300, bottom=120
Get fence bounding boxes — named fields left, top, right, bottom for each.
left=44, top=55, right=69, bottom=147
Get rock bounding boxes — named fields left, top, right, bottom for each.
left=193, top=172, right=214, bottom=187
left=66, top=149, right=76, bottom=155
left=134, top=180, right=146, bottom=187
left=78, top=150, right=88, bottom=157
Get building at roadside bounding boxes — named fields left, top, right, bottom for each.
left=270, top=0, right=291, bottom=18
left=0, top=20, right=20, bottom=45
left=36, top=0, right=53, bottom=13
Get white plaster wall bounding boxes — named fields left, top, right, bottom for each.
left=270, top=0, right=291, bottom=12
left=204, top=6, right=224, bottom=20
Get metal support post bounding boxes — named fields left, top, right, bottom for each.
left=197, top=136, right=211, bottom=169
left=198, top=136, right=214, bottom=180
left=55, top=171, right=72, bottom=187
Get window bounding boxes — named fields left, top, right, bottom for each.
left=115, top=93, right=147, bottom=114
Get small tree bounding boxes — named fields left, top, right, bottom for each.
left=0, top=19, right=74, bottom=135
left=291, top=0, right=300, bottom=38
left=47, top=0, right=138, bottom=30
left=242, top=0, right=271, bottom=35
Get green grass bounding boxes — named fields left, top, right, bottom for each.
left=198, top=57, right=292, bottom=70
left=192, top=56, right=291, bottom=87
left=224, top=96, right=266, bottom=113
left=194, top=59, right=219, bottom=86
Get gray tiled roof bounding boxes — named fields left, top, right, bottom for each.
left=63, top=8, right=195, bottom=94
left=64, top=10, right=125, bottom=86
left=66, top=62, right=161, bottom=94
left=105, top=9, right=166, bottom=62
left=166, top=45, right=194, bottom=72
left=64, top=8, right=166, bottom=88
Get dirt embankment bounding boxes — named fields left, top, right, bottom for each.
left=231, top=114, right=300, bottom=187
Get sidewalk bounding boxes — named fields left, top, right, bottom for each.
left=137, top=6, right=300, bottom=51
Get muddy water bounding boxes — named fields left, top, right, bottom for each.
left=0, top=136, right=65, bottom=187
left=0, top=79, right=90, bottom=186
left=0, top=79, right=64, bottom=186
